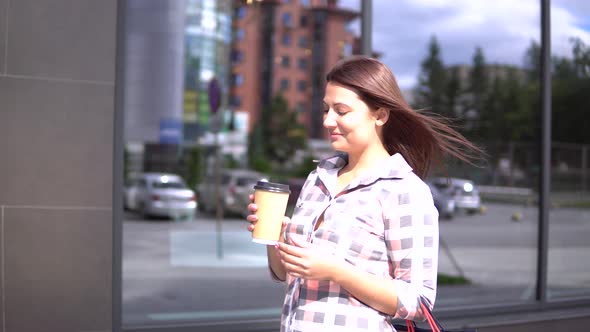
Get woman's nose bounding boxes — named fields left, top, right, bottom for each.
left=323, top=112, right=336, bottom=129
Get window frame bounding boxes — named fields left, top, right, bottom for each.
left=113, top=1, right=590, bottom=332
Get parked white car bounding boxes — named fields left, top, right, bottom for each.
left=127, top=173, right=197, bottom=219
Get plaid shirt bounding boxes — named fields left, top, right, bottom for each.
left=277, top=153, right=439, bottom=332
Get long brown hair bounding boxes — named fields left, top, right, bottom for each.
left=326, top=55, right=484, bottom=179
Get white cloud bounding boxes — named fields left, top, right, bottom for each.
left=340, top=0, right=590, bottom=89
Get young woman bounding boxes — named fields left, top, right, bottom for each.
left=246, top=56, right=481, bottom=331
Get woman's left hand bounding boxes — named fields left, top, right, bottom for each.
left=277, top=237, right=338, bottom=281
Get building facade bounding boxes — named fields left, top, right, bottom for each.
left=230, top=0, right=358, bottom=138
left=184, top=0, right=233, bottom=127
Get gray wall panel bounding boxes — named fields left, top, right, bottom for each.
left=0, top=77, right=113, bottom=207
left=5, top=0, right=116, bottom=82
left=4, top=207, right=112, bottom=332
left=0, top=1, right=117, bottom=329
left=0, top=0, right=5, bottom=74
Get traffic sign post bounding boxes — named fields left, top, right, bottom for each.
left=208, top=78, right=224, bottom=260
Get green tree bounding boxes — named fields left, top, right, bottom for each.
left=523, top=40, right=541, bottom=82
left=552, top=38, right=590, bottom=144
left=468, top=47, right=489, bottom=136
left=185, top=145, right=205, bottom=189
left=445, top=66, right=462, bottom=119
left=415, top=36, right=449, bottom=116
left=248, top=95, right=307, bottom=171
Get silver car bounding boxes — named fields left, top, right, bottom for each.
left=427, top=182, right=456, bottom=219
left=134, top=173, right=197, bottom=219
left=428, top=177, right=481, bottom=216
left=197, top=169, right=267, bottom=217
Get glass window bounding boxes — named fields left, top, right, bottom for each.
left=343, top=42, right=352, bottom=57
left=390, top=0, right=541, bottom=309
left=151, top=180, right=187, bottom=189
left=280, top=79, right=289, bottom=90
left=281, top=55, right=290, bottom=67
left=298, top=36, right=309, bottom=48
left=121, top=1, right=590, bottom=331
left=230, top=95, right=241, bottom=107
left=297, top=80, right=307, bottom=92
left=231, top=49, right=243, bottom=63
left=231, top=73, right=244, bottom=86
left=282, top=33, right=291, bottom=46
left=298, top=58, right=308, bottom=70
left=282, top=12, right=293, bottom=27
left=235, top=28, right=245, bottom=41
left=300, top=0, right=310, bottom=8
left=300, top=14, right=308, bottom=27
left=235, top=6, right=246, bottom=19
left=547, top=0, right=590, bottom=300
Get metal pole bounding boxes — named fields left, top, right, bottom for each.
left=214, top=118, right=224, bottom=259
left=361, top=0, right=372, bottom=56
left=582, top=145, right=588, bottom=192
left=536, top=0, right=551, bottom=303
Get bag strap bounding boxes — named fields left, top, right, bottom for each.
left=405, top=297, right=444, bottom=332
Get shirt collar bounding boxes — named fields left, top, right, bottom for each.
left=316, top=152, right=413, bottom=192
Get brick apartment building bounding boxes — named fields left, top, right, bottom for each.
left=229, top=0, right=359, bottom=139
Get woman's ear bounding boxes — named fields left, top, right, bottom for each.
left=375, top=108, right=389, bottom=127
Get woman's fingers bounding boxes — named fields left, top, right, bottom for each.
left=248, top=203, right=258, bottom=213
left=282, top=216, right=290, bottom=225
left=246, top=200, right=258, bottom=232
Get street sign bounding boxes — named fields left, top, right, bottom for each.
left=159, top=118, right=183, bottom=144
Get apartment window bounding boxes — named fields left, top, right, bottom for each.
left=298, top=36, right=309, bottom=48
left=235, top=28, right=245, bottom=41
left=301, top=0, right=310, bottom=7
left=231, top=50, right=243, bottom=63
left=235, top=6, right=246, bottom=19
left=280, top=79, right=289, bottom=91
left=230, top=95, right=242, bottom=107
left=282, top=12, right=293, bottom=27
left=300, top=14, right=308, bottom=27
left=282, top=33, right=291, bottom=46
left=231, top=73, right=244, bottom=86
left=297, top=80, right=307, bottom=92
left=298, top=58, right=308, bottom=70
left=281, top=56, right=290, bottom=68
left=343, top=42, right=352, bottom=57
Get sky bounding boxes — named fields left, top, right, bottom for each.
left=339, top=0, right=590, bottom=90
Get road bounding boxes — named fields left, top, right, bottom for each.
left=122, top=203, right=590, bottom=326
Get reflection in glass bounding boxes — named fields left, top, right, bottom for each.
left=548, top=0, right=590, bottom=300
left=121, top=0, right=590, bottom=329
left=385, top=0, right=542, bottom=308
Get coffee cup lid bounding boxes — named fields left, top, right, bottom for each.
left=253, top=180, right=290, bottom=193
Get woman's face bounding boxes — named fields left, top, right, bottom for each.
left=322, top=82, right=383, bottom=154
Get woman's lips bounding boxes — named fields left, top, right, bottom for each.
left=330, top=133, right=341, bottom=141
